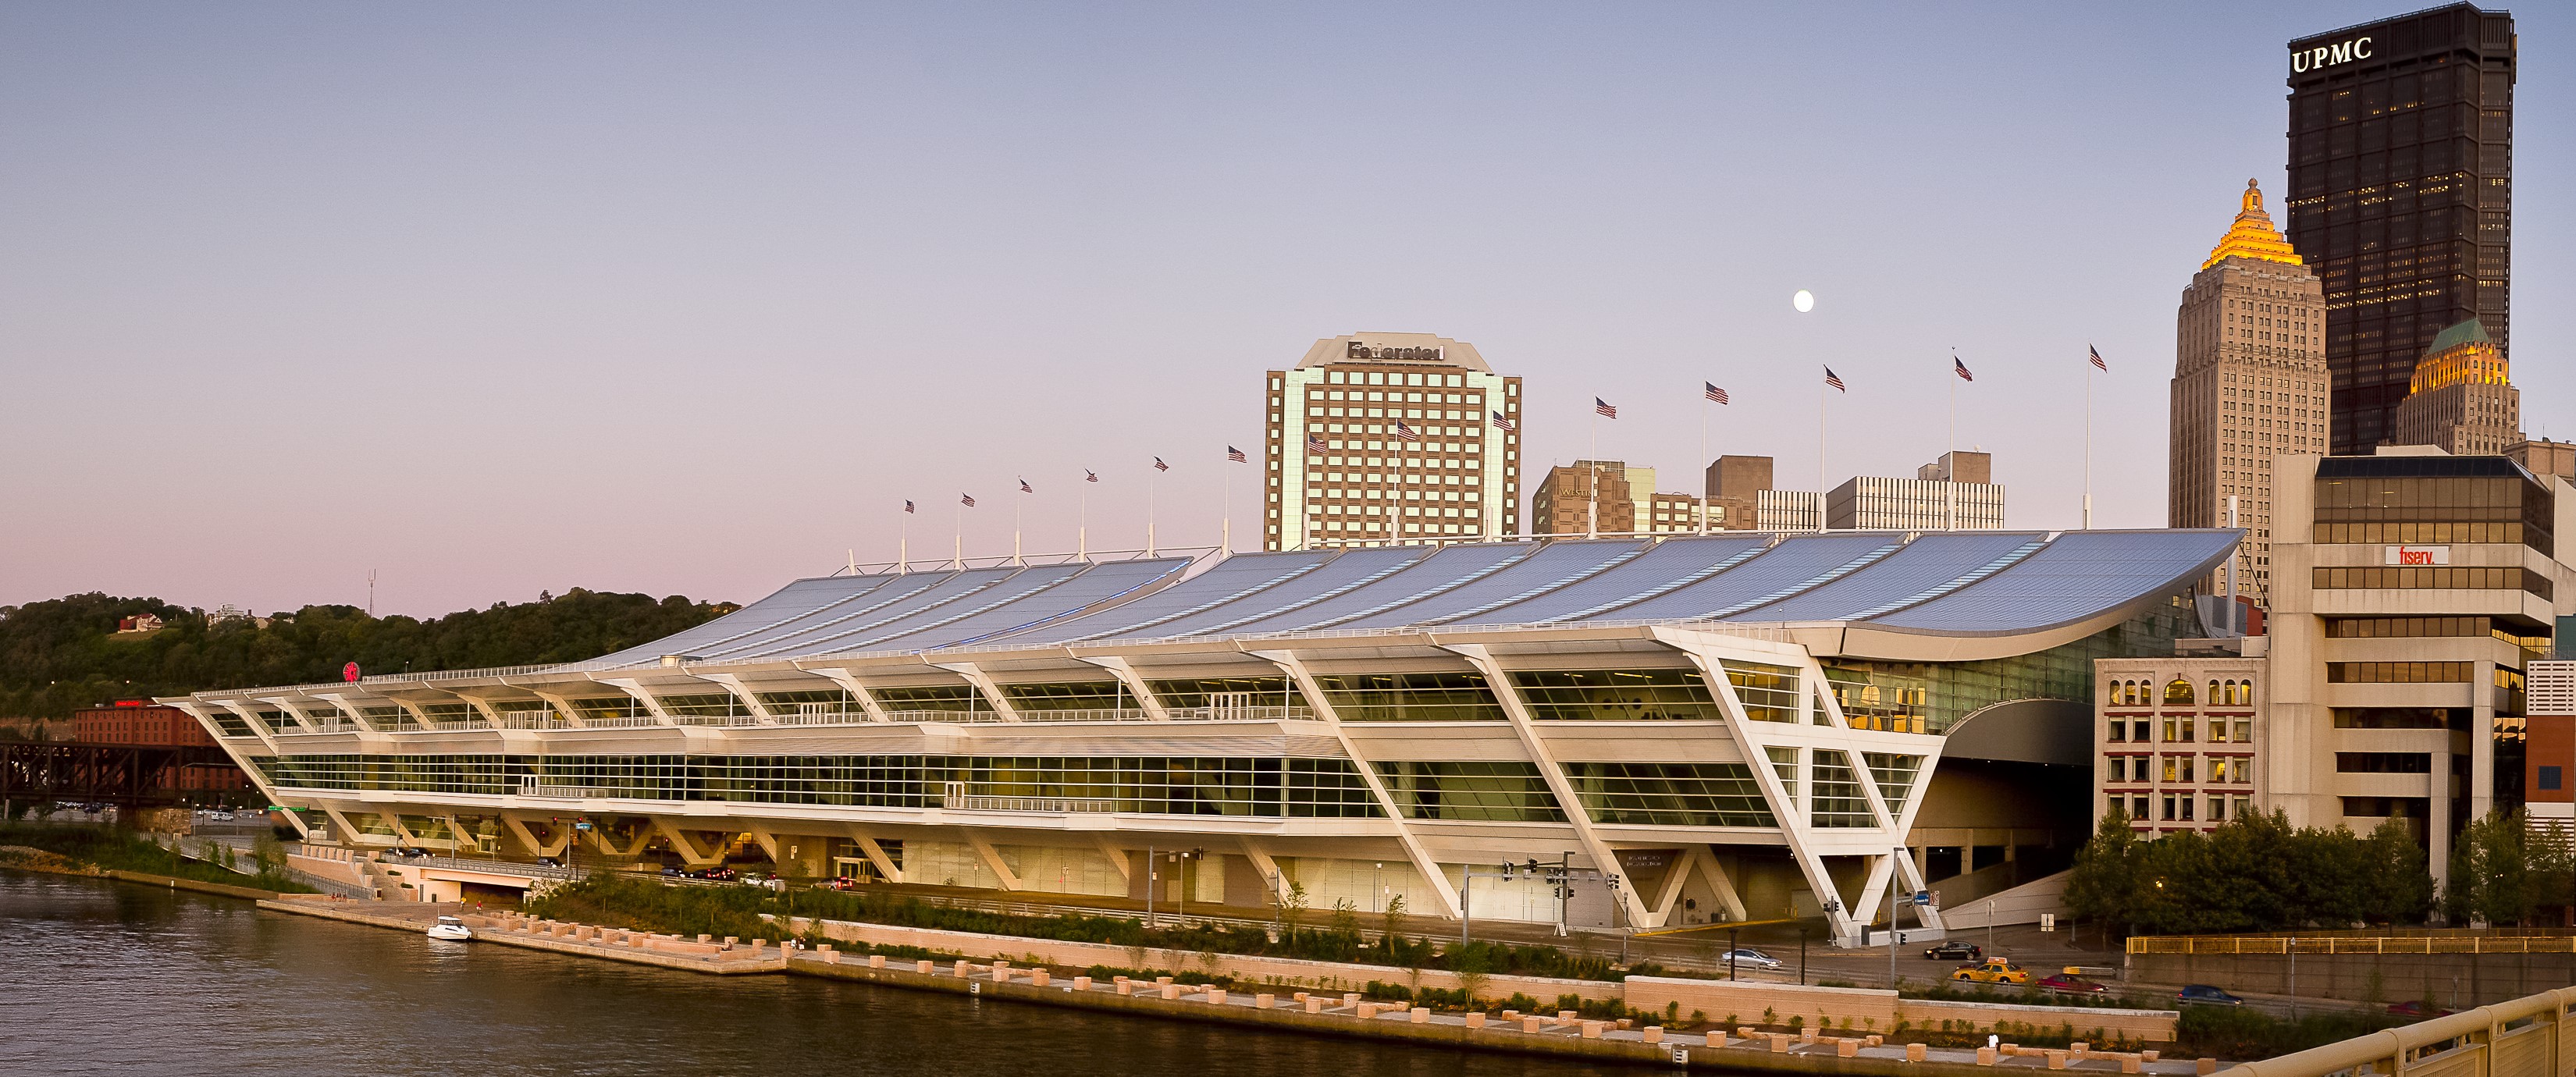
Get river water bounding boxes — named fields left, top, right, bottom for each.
left=0, top=870, right=1631, bottom=1077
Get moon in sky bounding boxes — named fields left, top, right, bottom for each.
left=1792, top=289, right=1815, bottom=313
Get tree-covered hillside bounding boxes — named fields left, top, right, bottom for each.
left=0, top=589, right=737, bottom=720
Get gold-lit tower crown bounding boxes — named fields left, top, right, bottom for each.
left=2201, top=180, right=2304, bottom=270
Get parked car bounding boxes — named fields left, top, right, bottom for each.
left=533, top=857, right=560, bottom=868
left=1951, top=958, right=2032, bottom=985
left=1923, top=940, right=1982, bottom=961
left=2176, top=984, right=2245, bottom=1006
left=688, top=867, right=737, bottom=881
left=813, top=877, right=859, bottom=892
left=736, top=873, right=774, bottom=887
left=1717, top=947, right=1783, bottom=970
left=2037, top=973, right=2108, bottom=994
left=661, top=865, right=683, bottom=876
left=2389, top=1001, right=2453, bottom=1018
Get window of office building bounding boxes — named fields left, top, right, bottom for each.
left=2335, top=752, right=2435, bottom=774
left=2332, top=708, right=2464, bottom=730
left=2327, top=662, right=2476, bottom=684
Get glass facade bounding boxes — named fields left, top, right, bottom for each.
left=1560, top=762, right=1777, bottom=828
left=1372, top=761, right=1566, bottom=822
left=1809, top=751, right=1872, bottom=827
left=1827, top=602, right=2194, bottom=734
left=2311, top=466, right=2553, bottom=556
left=1724, top=662, right=1802, bottom=723
left=254, top=753, right=1383, bottom=819
left=1311, top=670, right=1506, bottom=722
left=1510, top=668, right=1722, bottom=721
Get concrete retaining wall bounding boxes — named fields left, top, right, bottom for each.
left=2130, top=952, right=2576, bottom=1011
left=783, top=916, right=1623, bottom=1003
left=1619, top=977, right=2176, bottom=1044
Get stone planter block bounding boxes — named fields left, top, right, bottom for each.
left=1907, top=1043, right=1929, bottom=1062
left=2047, top=1050, right=2068, bottom=1069
left=1074, top=976, right=1092, bottom=990
left=1976, top=1048, right=1998, bottom=1066
left=2122, top=1057, right=2143, bottom=1073
left=1642, top=1026, right=1663, bottom=1044
left=952, top=960, right=971, bottom=977
left=1709, top=1032, right=1729, bottom=1048
left=1521, top=1017, right=1542, bottom=1033
left=698, top=934, right=713, bottom=944
left=1156, top=976, right=1174, bottom=986
left=1354, top=1003, right=1378, bottom=1019
left=1160, top=983, right=1180, bottom=1000
left=1770, top=1035, right=1791, bottom=1053
left=1117, top=982, right=1137, bottom=996
left=915, top=960, right=934, bottom=974
left=1254, top=993, right=1274, bottom=1009
left=2197, top=1060, right=2217, bottom=1076
left=1464, top=1014, right=1486, bottom=1029
left=1030, top=970, right=1050, bottom=986
left=1204, top=988, right=1223, bottom=1004
left=869, top=954, right=885, bottom=969
left=1304, top=996, right=1324, bottom=1013
left=2143, top=1052, right=2160, bottom=1062
left=1411, top=1008, right=1429, bottom=1024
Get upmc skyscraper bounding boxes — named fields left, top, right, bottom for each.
left=2286, top=3, right=2514, bottom=455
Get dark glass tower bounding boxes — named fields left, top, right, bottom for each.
left=2285, top=3, right=2514, bottom=455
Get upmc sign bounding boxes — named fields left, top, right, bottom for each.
left=2384, top=546, right=2450, bottom=566
left=2293, top=37, right=2373, bottom=73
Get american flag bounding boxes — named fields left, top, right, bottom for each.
left=1594, top=397, right=1617, bottom=419
left=1490, top=411, right=1517, bottom=434
left=903, top=499, right=914, bottom=514
left=1704, top=382, right=1729, bottom=405
left=2089, top=344, right=2108, bottom=372
left=1019, top=478, right=1033, bottom=493
left=1394, top=420, right=1420, bottom=442
left=1226, top=446, right=1247, bottom=463
left=1152, top=457, right=1169, bottom=472
left=1953, top=356, right=1974, bottom=382
left=959, top=493, right=976, bottom=507
left=1084, top=469, right=1098, bottom=483
left=1306, top=432, right=1326, bottom=453
left=1823, top=366, right=1846, bottom=393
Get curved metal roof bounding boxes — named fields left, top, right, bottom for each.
left=600, top=528, right=2237, bottom=665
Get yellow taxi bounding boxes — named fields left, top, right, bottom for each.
left=1949, top=958, right=2031, bottom=985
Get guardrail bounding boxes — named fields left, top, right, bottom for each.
left=2131, top=932, right=2576, bottom=955
left=2219, top=986, right=2576, bottom=1077
left=941, top=794, right=1119, bottom=814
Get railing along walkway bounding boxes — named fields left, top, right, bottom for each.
left=2133, top=931, right=2576, bottom=955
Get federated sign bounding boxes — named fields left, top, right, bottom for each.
left=2384, top=545, right=2451, bottom=566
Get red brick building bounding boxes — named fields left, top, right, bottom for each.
left=73, top=702, right=252, bottom=795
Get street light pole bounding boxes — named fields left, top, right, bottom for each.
left=1888, top=847, right=1901, bottom=990
left=1145, top=843, right=1155, bottom=929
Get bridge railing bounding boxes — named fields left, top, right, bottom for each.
left=2220, top=986, right=2576, bottom=1077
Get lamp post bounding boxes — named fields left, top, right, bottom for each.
left=1145, top=843, right=1155, bottom=929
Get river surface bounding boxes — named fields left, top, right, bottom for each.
left=0, top=870, right=1634, bottom=1076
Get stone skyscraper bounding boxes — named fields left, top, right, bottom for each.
left=2171, top=181, right=2329, bottom=602
left=2286, top=4, right=2516, bottom=453
left=2390, top=318, right=2519, bottom=455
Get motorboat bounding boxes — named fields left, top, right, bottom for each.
left=426, top=915, right=473, bottom=941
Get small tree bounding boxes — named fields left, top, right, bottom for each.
left=2361, top=816, right=2435, bottom=925
left=2446, top=809, right=2533, bottom=926
left=1280, top=880, right=1311, bottom=941
left=2064, top=805, right=2139, bottom=936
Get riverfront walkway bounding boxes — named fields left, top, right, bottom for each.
left=257, top=895, right=2213, bottom=1075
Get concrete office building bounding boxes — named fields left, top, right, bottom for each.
left=2286, top=3, right=2517, bottom=454
left=1531, top=461, right=1724, bottom=536
left=2513, top=439, right=2576, bottom=484
left=1827, top=453, right=2005, bottom=531
left=1264, top=333, right=1521, bottom=550
left=2170, top=180, right=2330, bottom=606
left=2259, top=448, right=2571, bottom=876
left=169, top=527, right=2238, bottom=943
left=2391, top=319, right=2521, bottom=456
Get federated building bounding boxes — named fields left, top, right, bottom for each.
left=169, top=528, right=2236, bottom=944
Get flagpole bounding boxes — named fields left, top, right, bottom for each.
left=1818, top=375, right=1827, bottom=532
left=1698, top=393, right=1710, bottom=535
left=1948, top=355, right=1958, bottom=532
left=2083, top=362, right=2095, bottom=530
left=900, top=510, right=909, bottom=572
left=1588, top=409, right=1599, bottom=540
left=952, top=499, right=964, bottom=569
left=1222, top=460, right=1233, bottom=555
left=1013, top=485, right=1024, bottom=566
left=1079, top=482, right=1089, bottom=560
left=1147, top=467, right=1158, bottom=557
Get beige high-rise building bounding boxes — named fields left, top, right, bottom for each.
left=1264, top=332, right=1521, bottom=549
left=2390, top=319, right=2521, bottom=456
left=2170, top=180, right=2329, bottom=603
